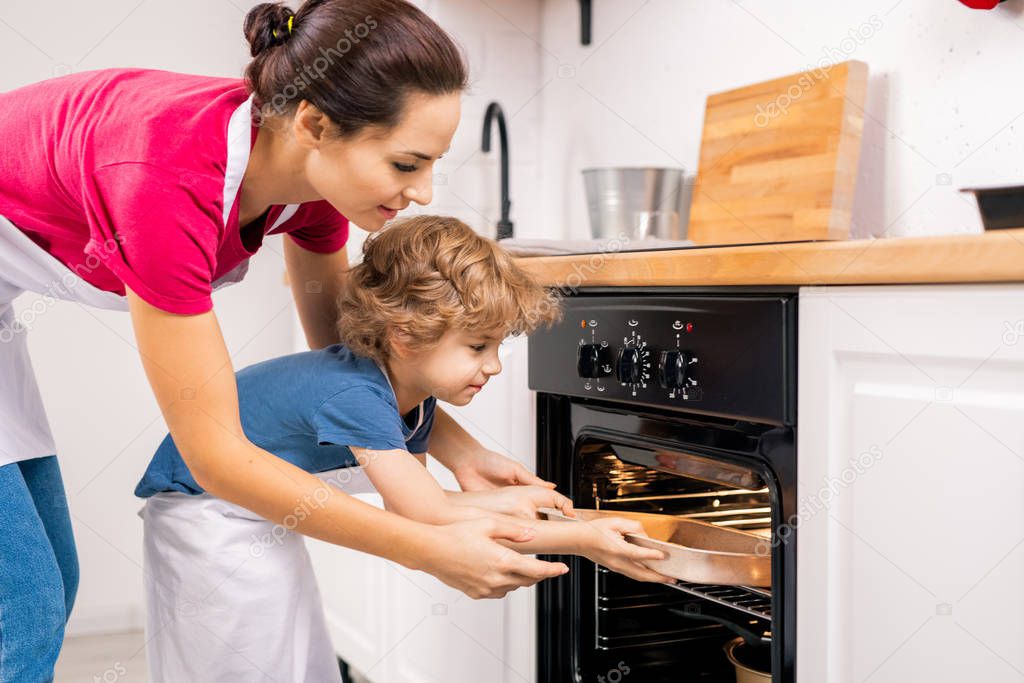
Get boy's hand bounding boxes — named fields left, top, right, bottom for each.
left=452, top=449, right=556, bottom=491
left=577, top=517, right=676, bottom=584
left=421, top=518, right=570, bottom=599
left=452, top=485, right=575, bottom=520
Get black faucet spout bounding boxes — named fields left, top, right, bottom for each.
left=482, top=102, right=513, bottom=240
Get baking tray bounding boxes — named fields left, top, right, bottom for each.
left=539, top=507, right=771, bottom=587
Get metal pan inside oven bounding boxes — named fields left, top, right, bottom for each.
left=539, top=507, right=771, bottom=587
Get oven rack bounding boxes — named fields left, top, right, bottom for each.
left=669, top=581, right=772, bottom=622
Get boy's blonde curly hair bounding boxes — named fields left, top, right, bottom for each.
left=337, top=215, right=562, bottom=364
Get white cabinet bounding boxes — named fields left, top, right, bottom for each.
left=797, top=285, right=1024, bottom=682
left=307, top=335, right=537, bottom=683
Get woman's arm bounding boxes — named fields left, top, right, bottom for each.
left=284, top=238, right=348, bottom=350
left=353, top=445, right=669, bottom=583
left=126, top=289, right=567, bottom=598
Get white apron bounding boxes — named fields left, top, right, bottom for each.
left=0, top=213, right=129, bottom=466
left=0, top=212, right=255, bottom=467
left=140, top=469, right=374, bottom=683
left=0, top=94, right=300, bottom=468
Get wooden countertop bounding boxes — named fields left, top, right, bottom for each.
left=515, top=229, right=1024, bottom=287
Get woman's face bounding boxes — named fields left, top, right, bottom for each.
left=305, top=91, right=461, bottom=232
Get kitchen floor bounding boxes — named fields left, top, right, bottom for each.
left=55, top=630, right=150, bottom=682
left=55, top=631, right=369, bottom=682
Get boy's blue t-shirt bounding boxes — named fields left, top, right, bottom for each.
left=135, top=344, right=436, bottom=498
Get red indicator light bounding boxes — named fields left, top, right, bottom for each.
left=686, top=322, right=694, bottom=333
left=580, top=320, right=586, bottom=329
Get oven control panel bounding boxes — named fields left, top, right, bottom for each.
left=528, top=294, right=795, bottom=424
left=574, top=319, right=699, bottom=400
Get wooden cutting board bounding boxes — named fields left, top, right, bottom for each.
left=687, top=60, right=868, bottom=245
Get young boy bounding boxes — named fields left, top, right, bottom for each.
left=135, top=215, right=669, bottom=682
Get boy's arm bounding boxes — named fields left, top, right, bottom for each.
left=352, top=446, right=496, bottom=525
left=491, top=514, right=675, bottom=584
left=445, top=486, right=574, bottom=519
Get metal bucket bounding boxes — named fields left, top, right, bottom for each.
left=582, top=167, right=690, bottom=240
left=725, top=638, right=772, bottom=682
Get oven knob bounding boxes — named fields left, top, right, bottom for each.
left=616, top=347, right=644, bottom=384
left=577, top=344, right=611, bottom=378
left=659, top=350, right=690, bottom=389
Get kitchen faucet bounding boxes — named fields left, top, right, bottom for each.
left=481, top=102, right=513, bottom=240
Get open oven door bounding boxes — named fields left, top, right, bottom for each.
left=536, top=397, right=796, bottom=683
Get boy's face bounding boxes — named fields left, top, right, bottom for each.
left=398, top=327, right=505, bottom=406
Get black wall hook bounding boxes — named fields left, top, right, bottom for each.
left=580, top=0, right=592, bottom=45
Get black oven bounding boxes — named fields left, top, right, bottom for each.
left=528, top=290, right=797, bottom=682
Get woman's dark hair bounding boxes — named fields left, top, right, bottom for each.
left=243, top=0, right=468, bottom=136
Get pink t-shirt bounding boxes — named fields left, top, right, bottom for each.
left=0, top=68, right=349, bottom=314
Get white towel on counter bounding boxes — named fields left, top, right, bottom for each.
left=500, top=237, right=694, bottom=257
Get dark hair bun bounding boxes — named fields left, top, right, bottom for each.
left=243, top=0, right=467, bottom=137
left=243, top=3, right=295, bottom=57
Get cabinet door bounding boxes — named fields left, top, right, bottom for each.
left=798, top=285, right=1024, bottom=682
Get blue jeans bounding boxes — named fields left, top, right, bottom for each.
left=0, top=455, right=78, bottom=683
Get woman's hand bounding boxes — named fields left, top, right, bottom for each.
left=452, top=449, right=555, bottom=491
left=451, top=485, right=575, bottom=520
left=418, top=518, right=569, bottom=599
left=576, top=517, right=676, bottom=584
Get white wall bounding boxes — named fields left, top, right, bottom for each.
left=0, top=0, right=295, bottom=635
left=535, top=0, right=1024, bottom=239
left=353, top=0, right=546, bottom=253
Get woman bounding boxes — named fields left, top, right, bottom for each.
left=0, top=1, right=566, bottom=680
